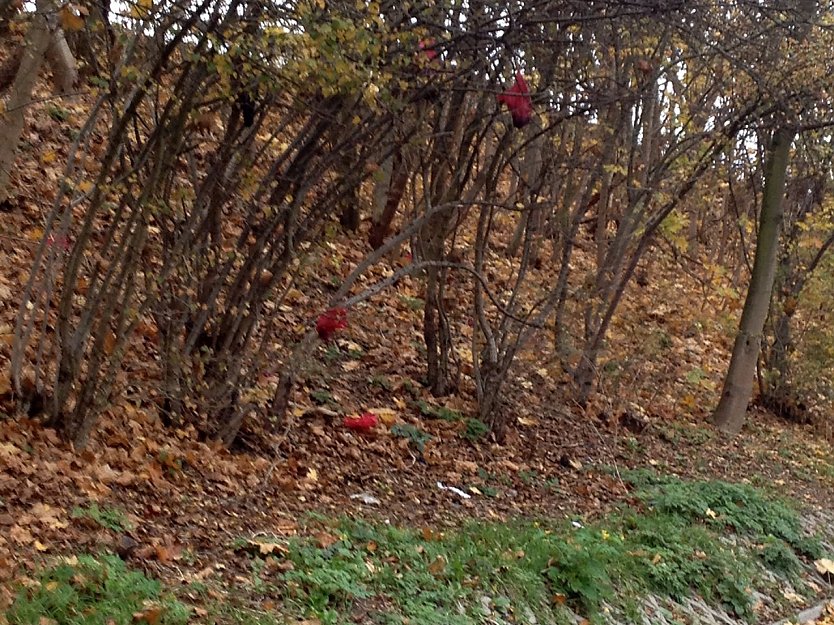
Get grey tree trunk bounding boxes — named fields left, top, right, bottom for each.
left=0, top=0, right=54, bottom=204
left=712, top=125, right=795, bottom=435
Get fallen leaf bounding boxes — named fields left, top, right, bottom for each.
left=427, top=554, right=446, bottom=576
left=241, top=539, right=287, bottom=557
left=314, top=532, right=340, bottom=549
left=132, top=605, right=163, bottom=625
left=9, top=525, right=33, bottom=545
left=367, top=407, right=398, bottom=426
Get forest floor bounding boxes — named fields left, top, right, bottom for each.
left=1, top=77, right=834, bottom=625
left=1, top=387, right=834, bottom=624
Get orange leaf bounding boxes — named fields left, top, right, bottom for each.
left=59, top=6, right=85, bottom=31
left=132, top=605, right=163, bottom=625
left=427, top=555, right=446, bottom=576
left=314, top=531, right=340, bottom=549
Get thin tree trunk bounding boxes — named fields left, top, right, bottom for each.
left=0, top=29, right=77, bottom=96
left=369, top=151, right=408, bottom=249
left=0, top=0, right=53, bottom=204
left=713, top=125, right=795, bottom=435
left=45, top=27, right=78, bottom=94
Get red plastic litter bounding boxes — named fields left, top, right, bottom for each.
left=343, top=412, right=379, bottom=432
left=316, top=307, right=348, bottom=342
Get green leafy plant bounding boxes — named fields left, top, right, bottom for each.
left=6, top=554, right=190, bottom=625
left=631, top=475, right=806, bottom=548
left=46, top=104, right=71, bottom=122
left=266, top=475, right=820, bottom=624
left=71, top=503, right=133, bottom=532
left=391, top=423, right=431, bottom=452
left=758, top=536, right=802, bottom=578
left=310, top=389, right=335, bottom=405
left=415, top=400, right=463, bottom=422
left=463, top=418, right=489, bottom=442
left=543, top=529, right=618, bottom=614
left=399, top=295, right=425, bottom=311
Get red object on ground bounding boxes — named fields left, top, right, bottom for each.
left=343, top=412, right=379, bottom=432
left=316, top=307, right=348, bottom=342
left=46, top=233, right=72, bottom=251
left=497, top=72, right=533, bottom=128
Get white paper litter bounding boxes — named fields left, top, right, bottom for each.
left=436, top=481, right=472, bottom=499
left=350, top=492, right=381, bottom=505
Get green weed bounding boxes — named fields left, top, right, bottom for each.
left=391, top=423, right=431, bottom=452
left=71, top=503, right=133, bottom=532
left=6, top=554, right=190, bottom=625
left=415, top=400, right=463, bottom=422
left=463, top=418, right=489, bottom=442
left=259, top=475, right=823, bottom=624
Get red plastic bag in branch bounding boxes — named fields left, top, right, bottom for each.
left=497, top=72, right=533, bottom=128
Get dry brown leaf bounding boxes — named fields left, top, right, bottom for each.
left=427, top=554, right=446, bottom=576
left=132, top=605, right=163, bottom=625
left=314, top=532, right=340, bottom=549
left=9, top=525, right=34, bottom=545
left=0, top=372, right=11, bottom=397
left=243, top=539, right=287, bottom=557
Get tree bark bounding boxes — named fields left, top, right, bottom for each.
left=712, top=125, right=795, bottom=435
left=45, top=26, right=78, bottom=94
left=0, top=0, right=53, bottom=204
left=0, top=29, right=76, bottom=96
left=369, top=151, right=408, bottom=249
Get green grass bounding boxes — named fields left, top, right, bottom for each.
left=623, top=470, right=823, bottom=558
left=463, top=418, right=489, bottom=442
left=5, top=554, right=190, bottom=625
left=7, top=476, right=825, bottom=625
left=71, top=503, right=133, bottom=532
left=263, top=475, right=825, bottom=625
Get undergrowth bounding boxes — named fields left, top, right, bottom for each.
left=271, top=474, right=824, bottom=625
left=5, top=476, right=826, bottom=625
left=70, top=503, right=133, bottom=533
left=5, top=554, right=189, bottom=625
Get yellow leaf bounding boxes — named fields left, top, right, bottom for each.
left=59, top=6, right=84, bottom=32
left=34, top=540, right=48, bottom=552
left=41, top=151, right=57, bottom=164
left=367, top=407, right=397, bottom=426
left=815, top=558, right=834, bottom=575
left=130, top=0, right=153, bottom=19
